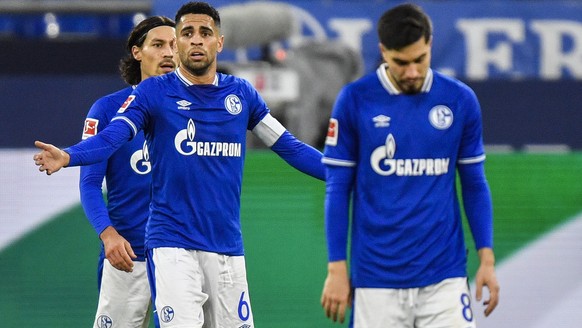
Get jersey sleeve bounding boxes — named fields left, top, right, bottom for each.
left=322, top=85, right=358, bottom=262
left=79, top=96, right=114, bottom=236
left=458, top=87, right=486, bottom=164
left=325, top=165, right=355, bottom=261
left=456, top=85, right=493, bottom=249
left=458, top=161, right=493, bottom=250
left=241, top=78, right=271, bottom=131
left=243, top=77, right=324, bottom=180
left=322, top=86, right=358, bottom=167
left=66, top=80, right=157, bottom=166
left=111, top=78, right=154, bottom=138
left=270, top=130, right=325, bottom=181
left=66, top=120, right=133, bottom=166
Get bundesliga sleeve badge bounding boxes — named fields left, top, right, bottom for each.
left=117, top=95, right=136, bottom=113
left=325, top=118, right=339, bottom=146
left=82, top=118, right=99, bottom=140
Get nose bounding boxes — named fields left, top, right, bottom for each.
left=190, top=33, right=203, bottom=46
left=403, top=63, right=420, bottom=79
left=163, top=43, right=175, bottom=57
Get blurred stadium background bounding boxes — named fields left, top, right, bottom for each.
left=1, top=0, right=581, bottom=327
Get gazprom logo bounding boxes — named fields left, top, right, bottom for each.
left=129, top=141, right=151, bottom=174
left=174, top=119, right=197, bottom=155
left=370, top=134, right=450, bottom=176
left=174, top=119, right=242, bottom=157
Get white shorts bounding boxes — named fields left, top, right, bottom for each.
left=93, top=259, right=152, bottom=328
left=353, top=277, right=476, bottom=328
left=149, top=247, right=254, bottom=328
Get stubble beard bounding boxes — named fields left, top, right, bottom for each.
left=397, top=78, right=423, bottom=94
left=180, top=51, right=213, bottom=76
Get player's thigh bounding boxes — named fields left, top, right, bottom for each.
left=416, top=277, right=476, bottom=328
left=353, top=288, right=414, bottom=328
left=94, top=259, right=151, bottom=328
left=199, top=252, right=254, bottom=328
left=150, top=247, right=208, bottom=328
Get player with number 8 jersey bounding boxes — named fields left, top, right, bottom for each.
left=320, top=3, right=500, bottom=327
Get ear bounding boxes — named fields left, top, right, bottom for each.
left=378, top=42, right=389, bottom=62
left=132, top=45, right=142, bottom=61
left=379, top=42, right=386, bottom=53
left=216, top=35, right=225, bottom=54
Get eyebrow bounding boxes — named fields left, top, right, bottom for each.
left=149, top=37, right=171, bottom=43
left=180, top=25, right=214, bottom=33
left=393, top=53, right=427, bottom=65
left=180, top=25, right=194, bottom=32
left=199, top=26, right=213, bottom=33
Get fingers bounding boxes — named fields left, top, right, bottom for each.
left=483, top=283, right=500, bottom=316
left=110, top=253, right=134, bottom=272
left=118, top=247, right=135, bottom=272
left=33, top=141, right=50, bottom=174
left=107, top=248, right=134, bottom=272
left=475, top=278, right=483, bottom=302
left=126, top=243, right=137, bottom=259
left=34, top=140, right=52, bottom=151
left=337, top=302, right=347, bottom=323
left=34, top=140, right=45, bottom=150
left=321, top=296, right=347, bottom=323
left=120, top=254, right=135, bottom=272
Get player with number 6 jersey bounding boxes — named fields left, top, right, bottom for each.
left=34, top=2, right=324, bottom=327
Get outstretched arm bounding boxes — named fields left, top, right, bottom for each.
left=33, top=141, right=70, bottom=175
left=33, top=120, right=133, bottom=175
left=271, top=131, right=325, bottom=180
left=252, top=113, right=325, bottom=180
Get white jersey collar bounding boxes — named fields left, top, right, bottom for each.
left=176, top=68, right=219, bottom=87
left=376, top=63, right=433, bottom=95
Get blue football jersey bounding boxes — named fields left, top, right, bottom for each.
left=80, top=86, right=152, bottom=261
left=323, top=65, right=486, bottom=288
left=112, top=70, right=269, bottom=255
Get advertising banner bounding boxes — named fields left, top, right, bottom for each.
left=154, top=0, right=582, bottom=80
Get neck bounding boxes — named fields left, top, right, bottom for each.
left=179, top=66, right=216, bottom=85
left=384, top=66, right=402, bottom=92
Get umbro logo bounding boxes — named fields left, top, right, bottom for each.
left=177, top=100, right=192, bottom=110
left=373, top=115, right=390, bottom=127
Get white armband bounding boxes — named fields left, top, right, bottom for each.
left=252, top=113, right=286, bottom=147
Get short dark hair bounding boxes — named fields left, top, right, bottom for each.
left=175, top=2, right=221, bottom=29
left=377, top=3, right=432, bottom=50
left=119, top=15, right=175, bottom=85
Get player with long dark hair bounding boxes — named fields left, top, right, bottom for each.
left=79, top=15, right=176, bottom=328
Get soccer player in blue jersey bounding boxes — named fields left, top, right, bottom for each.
left=33, top=2, right=324, bottom=327
left=320, top=3, right=500, bottom=327
left=80, top=16, right=177, bottom=328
